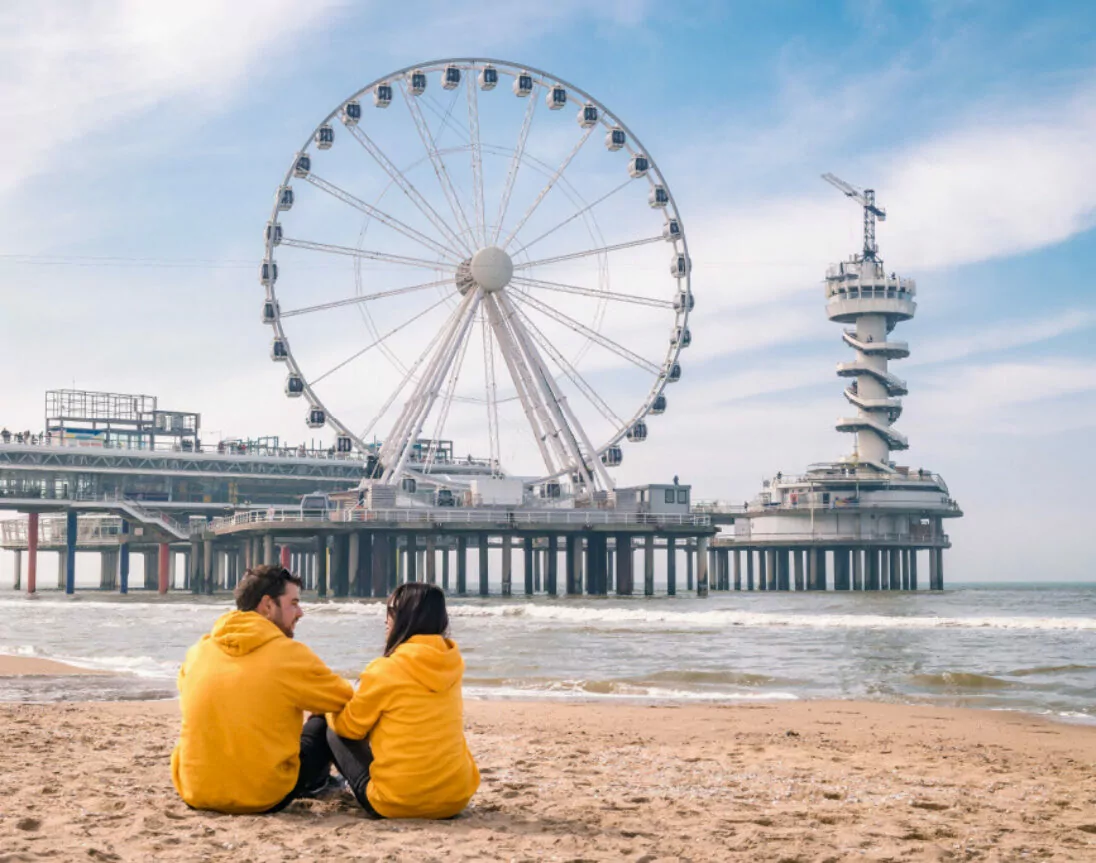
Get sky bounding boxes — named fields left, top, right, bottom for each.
left=1, top=0, right=1095, bottom=582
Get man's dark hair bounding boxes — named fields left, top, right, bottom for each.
left=384, top=583, right=449, bottom=656
left=234, top=565, right=302, bottom=612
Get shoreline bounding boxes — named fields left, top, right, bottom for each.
left=2, top=697, right=1094, bottom=860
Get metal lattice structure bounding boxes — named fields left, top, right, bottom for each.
left=261, top=59, right=692, bottom=494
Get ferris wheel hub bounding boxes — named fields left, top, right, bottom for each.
left=468, top=246, right=514, bottom=294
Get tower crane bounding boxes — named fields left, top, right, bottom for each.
left=822, top=173, right=886, bottom=262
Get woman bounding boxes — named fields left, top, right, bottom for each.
left=326, top=583, right=479, bottom=818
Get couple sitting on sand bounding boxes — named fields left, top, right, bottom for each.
left=170, top=564, right=480, bottom=817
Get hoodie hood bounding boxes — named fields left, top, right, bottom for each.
left=210, top=610, right=285, bottom=657
left=388, top=635, right=464, bottom=693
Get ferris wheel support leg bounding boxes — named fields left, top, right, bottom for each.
left=483, top=294, right=567, bottom=474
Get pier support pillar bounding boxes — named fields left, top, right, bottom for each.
left=26, top=512, right=39, bottom=595
left=64, top=510, right=77, bottom=595
left=456, top=535, right=467, bottom=595
left=793, top=549, right=805, bottom=591
left=720, top=548, right=730, bottom=591
left=565, top=535, right=579, bottom=596
left=99, top=550, right=116, bottom=591
left=533, top=545, right=542, bottom=593
left=371, top=533, right=389, bottom=598
left=523, top=536, right=534, bottom=596
left=666, top=536, right=677, bottom=596
left=280, top=545, right=291, bottom=569
left=852, top=548, right=863, bottom=590
left=776, top=548, right=789, bottom=591
left=501, top=534, right=512, bottom=597
left=402, top=533, right=416, bottom=584
left=442, top=543, right=450, bottom=592
left=866, top=549, right=880, bottom=590
left=685, top=543, right=694, bottom=591
left=833, top=548, right=850, bottom=591
left=615, top=534, right=633, bottom=595
left=930, top=548, right=944, bottom=590
left=158, top=543, right=170, bottom=594
left=263, top=534, right=275, bottom=566
left=333, top=534, right=351, bottom=596
left=643, top=534, right=655, bottom=596
left=584, top=534, right=604, bottom=595
left=546, top=535, right=558, bottom=596
left=696, top=535, right=709, bottom=597
left=763, top=548, right=775, bottom=591
left=425, top=535, right=436, bottom=586
left=315, top=535, right=328, bottom=598
left=348, top=532, right=361, bottom=596
left=909, top=549, right=918, bottom=590
left=478, top=533, right=489, bottom=596
left=745, top=548, right=754, bottom=591
left=12, top=549, right=20, bottom=591
left=143, top=550, right=156, bottom=591
left=733, top=549, right=742, bottom=590
left=202, top=540, right=214, bottom=595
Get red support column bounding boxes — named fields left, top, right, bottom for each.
left=26, top=512, right=38, bottom=595
left=158, top=543, right=170, bottom=594
left=279, top=545, right=291, bottom=569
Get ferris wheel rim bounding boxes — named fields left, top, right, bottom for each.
left=262, top=58, right=692, bottom=485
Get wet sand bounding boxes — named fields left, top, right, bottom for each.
left=0, top=655, right=106, bottom=676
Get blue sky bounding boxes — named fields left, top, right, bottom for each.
left=1, top=1, right=1095, bottom=581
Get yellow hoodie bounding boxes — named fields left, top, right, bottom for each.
left=171, top=610, right=353, bottom=814
left=330, top=634, right=479, bottom=819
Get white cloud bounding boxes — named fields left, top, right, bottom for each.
left=0, top=0, right=341, bottom=198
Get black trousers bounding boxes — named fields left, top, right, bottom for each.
left=325, top=723, right=380, bottom=817
left=264, top=715, right=336, bottom=814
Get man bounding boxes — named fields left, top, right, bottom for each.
left=172, top=564, right=353, bottom=814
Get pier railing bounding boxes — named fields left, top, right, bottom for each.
left=207, top=508, right=712, bottom=533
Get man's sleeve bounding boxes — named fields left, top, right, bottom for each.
left=284, top=643, right=354, bottom=714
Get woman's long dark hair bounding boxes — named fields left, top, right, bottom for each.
left=385, top=583, right=449, bottom=656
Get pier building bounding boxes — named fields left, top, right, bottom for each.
left=707, top=176, right=962, bottom=591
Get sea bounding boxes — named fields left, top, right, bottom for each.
left=2, top=584, right=1094, bottom=724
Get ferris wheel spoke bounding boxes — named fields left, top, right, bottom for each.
left=510, top=275, right=673, bottom=309
left=481, top=313, right=501, bottom=476
left=492, top=89, right=539, bottom=245
left=501, top=126, right=594, bottom=249
left=281, top=277, right=454, bottom=319
left=509, top=179, right=633, bottom=258
left=309, top=293, right=452, bottom=386
left=483, top=294, right=563, bottom=475
left=280, top=237, right=451, bottom=273
left=513, top=235, right=665, bottom=271
left=361, top=299, right=464, bottom=444
left=422, top=311, right=474, bottom=474
left=304, top=173, right=458, bottom=262
left=383, top=290, right=483, bottom=482
left=465, top=75, right=487, bottom=248
left=511, top=290, right=662, bottom=375
left=399, top=79, right=476, bottom=251
left=512, top=302, right=624, bottom=427
left=345, top=123, right=472, bottom=256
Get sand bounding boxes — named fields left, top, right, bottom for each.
left=0, top=661, right=1094, bottom=861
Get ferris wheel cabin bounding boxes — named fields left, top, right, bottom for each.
left=579, top=103, right=598, bottom=127
left=547, top=85, right=567, bottom=109
left=513, top=71, right=534, bottom=96
left=442, top=64, right=461, bottom=90
left=306, top=407, right=326, bottom=428
left=270, top=338, right=288, bottom=361
left=478, top=65, right=498, bottom=90
left=315, top=124, right=334, bottom=150
left=373, top=82, right=393, bottom=107
left=628, top=154, right=649, bottom=178
left=342, top=100, right=362, bottom=125
left=409, top=69, right=427, bottom=95
left=265, top=221, right=282, bottom=247
left=627, top=420, right=648, bottom=442
left=277, top=186, right=294, bottom=211
left=293, top=154, right=310, bottom=178
left=285, top=374, right=305, bottom=397
left=651, top=394, right=667, bottom=414
left=601, top=445, right=623, bottom=467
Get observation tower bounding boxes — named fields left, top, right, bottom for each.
left=707, top=175, right=962, bottom=592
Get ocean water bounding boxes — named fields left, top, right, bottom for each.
left=1, top=585, right=1094, bottom=722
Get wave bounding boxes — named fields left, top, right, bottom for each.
left=621, top=669, right=775, bottom=688
left=910, top=672, right=1013, bottom=690
left=464, top=677, right=798, bottom=703
left=1005, top=663, right=1096, bottom=677
left=0, top=645, right=178, bottom=679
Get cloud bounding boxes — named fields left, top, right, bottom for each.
left=0, top=0, right=341, bottom=199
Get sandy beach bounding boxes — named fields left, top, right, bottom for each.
left=0, top=658, right=1094, bottom=861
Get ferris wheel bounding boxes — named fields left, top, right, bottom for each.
left=261, top=58, right=692, bottom=493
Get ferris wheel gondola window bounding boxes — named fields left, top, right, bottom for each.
left=262, top=300, right=279, bottom=325
left=293, top=154, right=310, bottom=178
left=579, top=103, right=598, bottom=127
left=672, top=326, right=692, bottom=348
left=627, top=421, right=648, bottom=442
left=674, top=288, right=695, bottom=311
left=409, top=69, right=427, bottom=95
left=315, top=124, right=334, bottom=149
left=277, top=186, right=294, bottom=210
left=443, top=65, right=462, bottom=90
left=629, top=154, right=649, bottom=178
left=666, top=363, right=682, bottom=383
left=601, top=445, right=623, bottom=467
left=670, top=254, right=692, bottom=279
left=265, top=221, right=282, bottom=247
left=270, top=338, right=288, bottom=361
left=649, top=186, right=669, bottom=208
left=306, top=407, right=326, bottom=428
left=374, top=82, right=393, bottom=107
left=663, top=218, right=681, bottom=241
left=650, top=394, right=667, bottom=414
left=285, top=374, right=305, bottom=397
left=336, top=435, right=353, bottom=454
left=259, top=261, right=278, bottom=287
left=606, top=127, right=626, bottom=150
